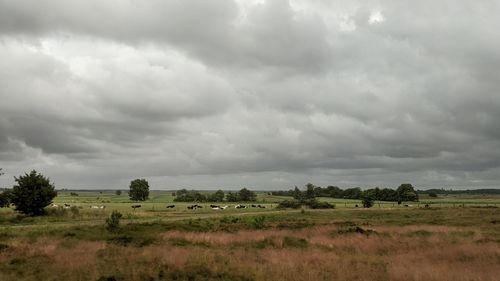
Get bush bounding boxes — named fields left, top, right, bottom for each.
left=304, top=199, right=335, bottom=209
left=106, top=211, right=123, bottom=232
left=362, top=196, right=374, bottom=208
left=10, top=170, right=57, bottom=216
left=428, top=192, right=438, bottom=198
left=251, top=216, right=266, bottom=229
left=277, top=200, right=302, bottom=209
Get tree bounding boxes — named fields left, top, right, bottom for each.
left=0, top=189, right=12, bottom=208
left=292, top=186, right=303, bottom=200
left=226, top=191, right=239, bottom=202
left=10, top=170, right=57, bottom=216
left=115, top=190, right=122, bottom=196
left=129, top=179, right=149, bottom=201
left=396, top=183, right=419, bottom=202
left=208, top=189, right=225, bottom=202
left=304, top=183, right=316, bottom=199
left=238, top=188, right=256, bottom=202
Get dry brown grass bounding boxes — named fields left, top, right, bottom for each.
left=1, top=221, right=499, bottom=281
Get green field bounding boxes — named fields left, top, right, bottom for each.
left=0, top=191, right=499, bottom=281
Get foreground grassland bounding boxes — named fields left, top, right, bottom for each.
left=0, top=192, right=499, bottom=281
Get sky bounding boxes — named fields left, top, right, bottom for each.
left=1, top=0, right=499, bottom=190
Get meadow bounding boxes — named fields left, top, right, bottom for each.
left=0, top=191, right=499, bottom=281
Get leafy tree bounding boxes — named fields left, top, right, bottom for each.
left=238, top=188, right=256, bottom=202
left=292, top=186, right=303, bottom=200
left=115, top=190, right=122, bottom=196
left=0, top=168, right=3, bottom=176
left=129, top=179, right=149, bottom=201
left=173, top=190, right=207, bottom=202
left=343, top=187, right=362, bottom=199
left=396, top=183, right=419, bottom=202
left=0, top=189, right=12, bottom=208
left=10, top=170, right=57, bottom=216
left=226, top=191, right=239, bottom=202
left=304, top=183, right=316, bottom=199
left=208, top=189, right=225, bottom=202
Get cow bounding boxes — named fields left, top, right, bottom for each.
left=424, top=204, right=430, bottom=208
left=90, top=205, right=99, bottom=209
left=166, top=205, right=175, bottom=208
left=100, top=205, right=106, bottom=209
left=64, top=203, right=71, bottom=207
left=210, top=205, right=220, bottom=208
left=235, top=204, right=246, bottom=209
left=355, top=204, right=359, bottom=208
left=131, top=204, right=142, bottom=209
left=220, top=205, right=229, bottom=210
left=258, top=204, right=266, bottom=208
left=251, top=204, right=257, bottom=208
left=211, top=206, right=221, bottom=210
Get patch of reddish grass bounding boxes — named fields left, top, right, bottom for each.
left=1, top=224, right=499, bottom=281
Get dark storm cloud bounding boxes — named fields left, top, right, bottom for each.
left=1, top=0, right=500, bottom=189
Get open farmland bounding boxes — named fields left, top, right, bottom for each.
left=0, top=191, right=499, bottom=281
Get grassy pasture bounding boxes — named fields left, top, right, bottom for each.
left=0, top=191, right=499, bottom=281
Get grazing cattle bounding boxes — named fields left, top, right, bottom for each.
left=220, top=205, right=229, bottom=210
left=131, top=204, right=142, bottom=209
left=425, top=204, right=430, bottom=208
left=235, top=204, right=246, bottom=209
left=187, top=204, right=202, bottom=210
left=404, top=204, right=409, bottom=207
left=258, top=204, right=266, bottom=208
left=251, top=204, right=257, bottom=208
left=210, top=205, right=220, bottom=208
left=64, top=203, right=71, bottom=207
left=90, top=205, right=99, bottom=209
left=51, top=204, right=59, bottom=208
left=166, top=205, right=175, bottom=208
left=211, top=207, right=220, bottom=210
left=355, top=204, right=359, bottom=208
left=100, top=205, right=106, bottom=209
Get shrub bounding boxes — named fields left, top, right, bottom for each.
left=251, top=216, right=266, bottom=229
left=304, top=199, right=335, bottom=209
left=277, top=200, right=302, bottom=209
left=362, top=196, right=374, bottom=208
left=106, top=211, right=123, bottom=232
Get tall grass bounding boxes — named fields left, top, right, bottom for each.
left=1, top=221, right=499, bottom=281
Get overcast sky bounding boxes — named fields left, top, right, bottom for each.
left=1, top=0, right=499, bottom=190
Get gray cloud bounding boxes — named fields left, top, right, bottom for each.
left=1, top=0, right=500, bottom=190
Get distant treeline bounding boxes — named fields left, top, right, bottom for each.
left=417, top=189, right=500, bottom=195
left=173, top=188, right=257, bottom=202
left=271, top=183, right=419, bottom=202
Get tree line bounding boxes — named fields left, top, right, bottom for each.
left=173, top=188, right=257, bottom=202
left=272, top=183, right=419, bottom=202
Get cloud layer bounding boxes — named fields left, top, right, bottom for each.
left=1, top=0, right=499, bottom=189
